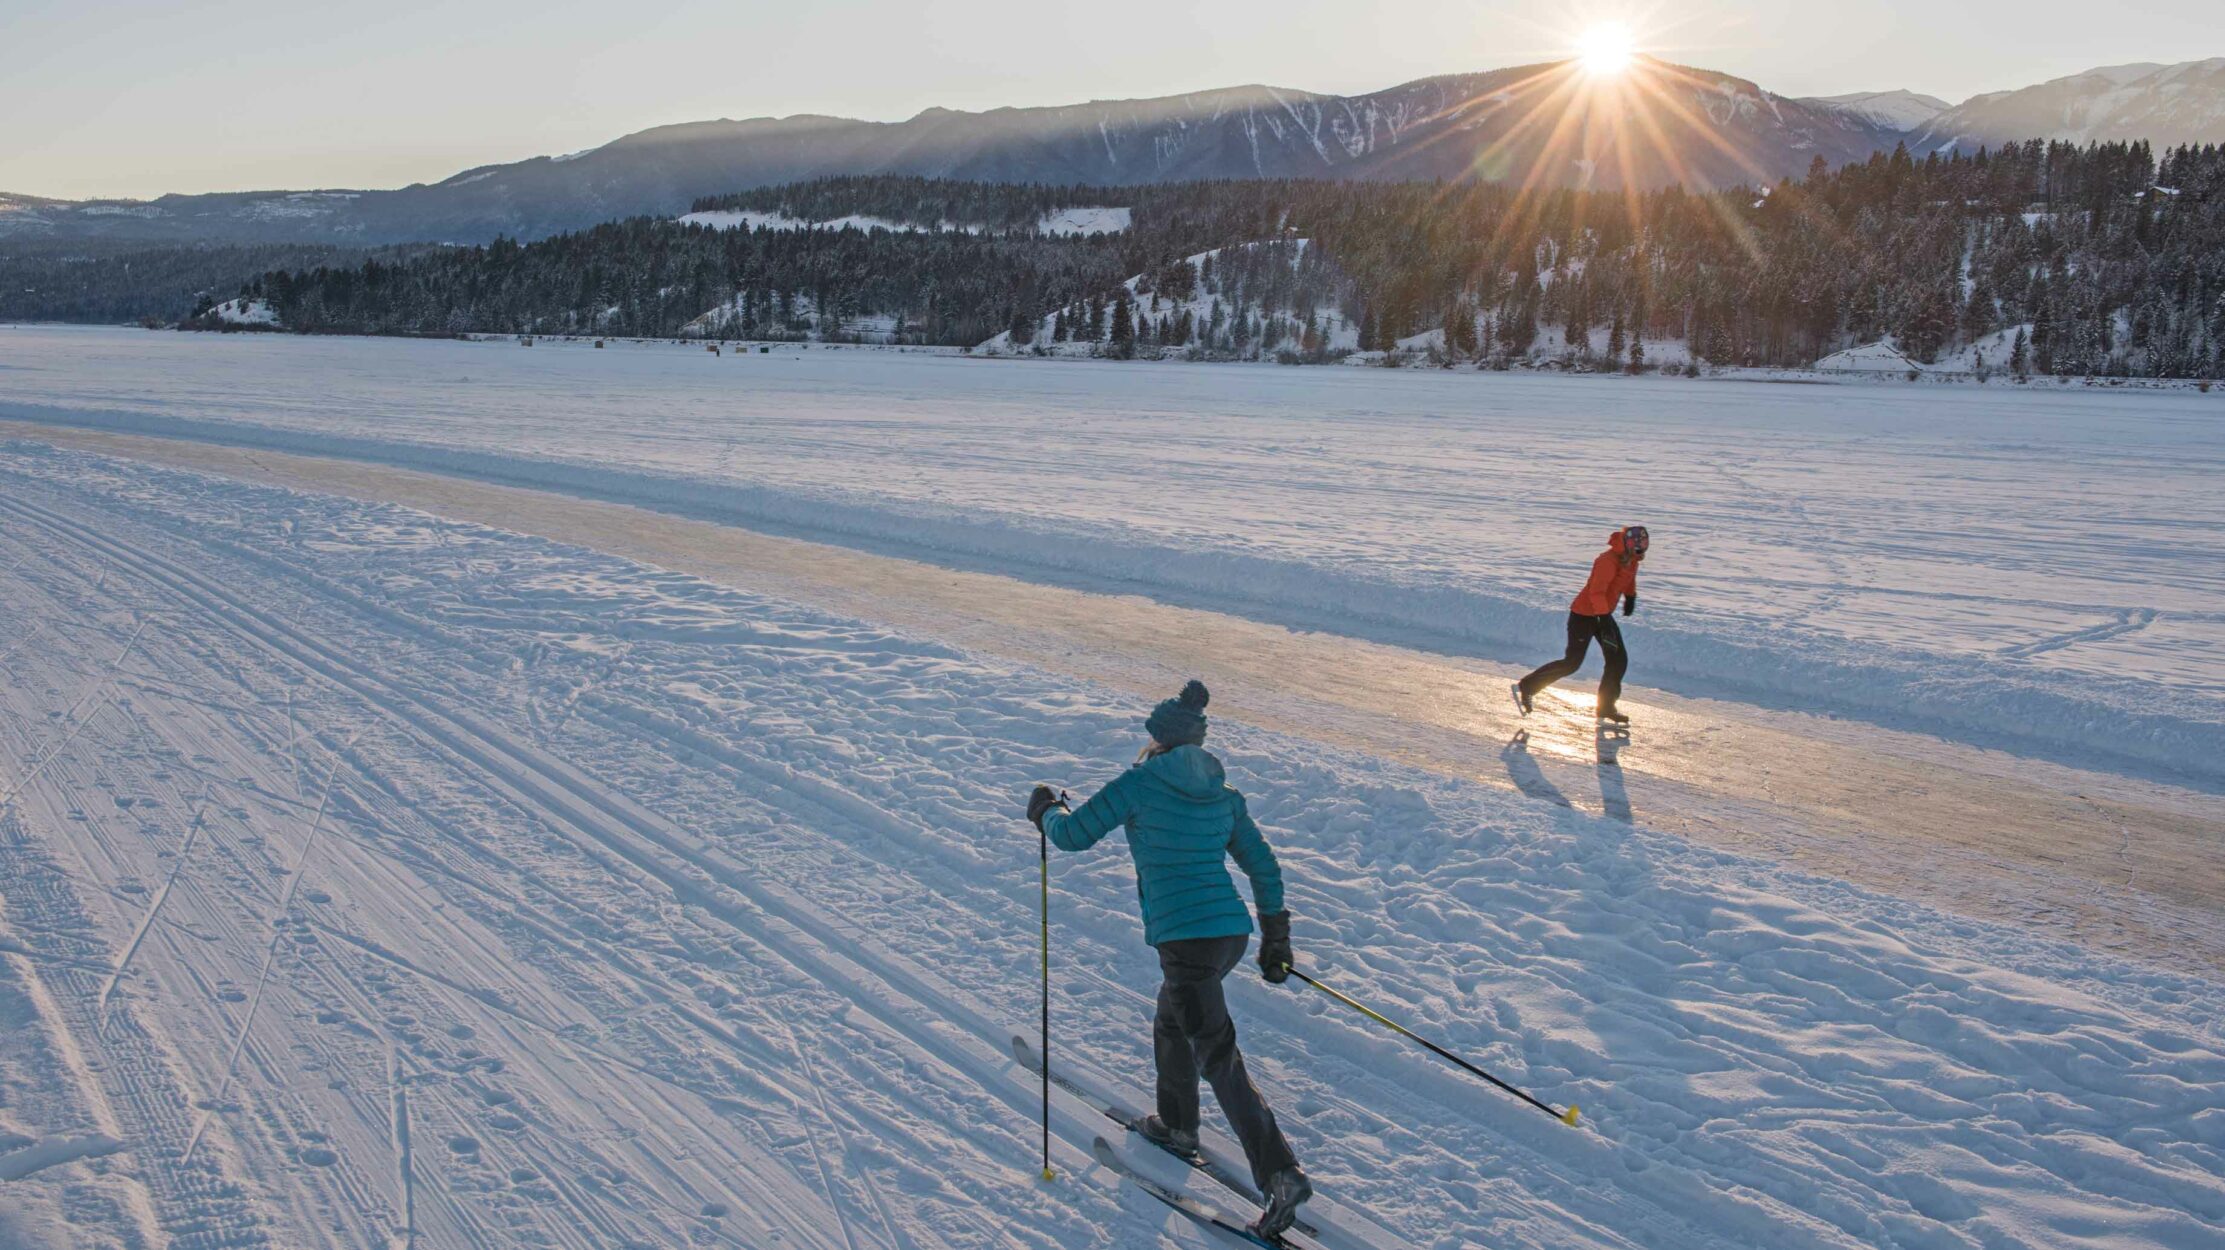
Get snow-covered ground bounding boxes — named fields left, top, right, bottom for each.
left=679, top=208, right=951, bottom=233
left=2, top=325, right=2219, bottom=787
left=680, top=292, right=906, bottom=342
left=204, top=298, right=281, bottom=327
left=677, top=206, right=1131, bottom=236
left=978, top=240, right=1357, bottom=358
left=2, top=441, right=2220, bottom=1250
left=1813, top=342, right=1922, bottom=373
left=1032, top=206, right=1132, bottom=236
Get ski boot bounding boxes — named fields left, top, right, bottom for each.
left=1137, top=1114, right=1200, bottom=1159
left=1252, top=1167, right=1313, bottom=1239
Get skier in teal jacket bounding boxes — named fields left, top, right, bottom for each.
left=1028, top=680, right=1311, bottom=1237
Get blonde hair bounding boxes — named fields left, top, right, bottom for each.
left=1137, top=739, right=1174, bottom=763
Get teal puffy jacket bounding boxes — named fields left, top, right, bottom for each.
left=1043, top=746, right=1284, bottom=946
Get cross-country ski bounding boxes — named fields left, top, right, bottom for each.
left=1089, top=1137, right=1326, bottom=1250
left=1012, top=1033, right=1330, bottom=1240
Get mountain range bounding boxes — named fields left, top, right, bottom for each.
left=3, top=55, right=2220, bottom=249
left=1909, top=57, right=2225, bottom=154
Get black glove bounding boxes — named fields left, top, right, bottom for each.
left=1257, top=912, right=1293, bottom=984
left=1026, top=784, right=1067, bottom=831
left=1622, top=593, right=1637, bottom=618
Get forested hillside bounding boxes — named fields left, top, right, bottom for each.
left=91, top=142, right=2225, bottom=375
left=0, top=241, right=396, bottom=325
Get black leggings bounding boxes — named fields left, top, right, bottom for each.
left=1519, top=612, right=1628, bottom=715
left=1154, top=935, right=1299, bottom=1191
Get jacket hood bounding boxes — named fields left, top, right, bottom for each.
left=1607, top=529, right=1626, bottom=555
left=1136, top=745, right=1229, bottom=802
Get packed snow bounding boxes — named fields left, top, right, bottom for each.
left=1, top=440, right=2220, bottom=1250
left=2, top=326, right=2217, bottom=787
left=678, top=206, right=1130, bottom=236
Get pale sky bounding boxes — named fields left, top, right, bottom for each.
left=3, top=0, right=2218, bottom=200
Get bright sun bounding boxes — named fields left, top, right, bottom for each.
left=1575, top=21, right=1637, bottom=76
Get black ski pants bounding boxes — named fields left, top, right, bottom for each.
left=1519, top=611, right=1628, bottom=715
left=1153, top=934, right=1299, bottom=1191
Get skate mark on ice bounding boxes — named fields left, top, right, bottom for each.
left=1998, top=606, right=2157, bottom=659
left=1711, top=460, right=1864, bottom=621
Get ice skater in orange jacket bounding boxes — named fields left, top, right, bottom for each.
left=1513, top=526, right=1649, bottom=724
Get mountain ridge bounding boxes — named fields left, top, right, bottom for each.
left=1801, top=89, right=1951, bottom=132
left=5, top=55, right=2222, bottom=249
left=1912, top=57, right=2225, bottom=153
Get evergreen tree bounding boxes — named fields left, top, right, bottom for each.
left=1445, top=300, right=1476, bottom=358
left=1110, top=291, right=1135, bottom=358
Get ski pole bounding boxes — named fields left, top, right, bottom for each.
left=1038, top=819, right=1054, bottom=1181
left=1283, top=965, right=1579, bottom=1127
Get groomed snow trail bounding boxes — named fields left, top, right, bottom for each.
left=2, top=445, right=2222, bottom=1250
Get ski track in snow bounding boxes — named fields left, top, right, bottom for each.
left=2, top=326, right=2222, bottom=789
left=0, top=444, right=2220, bottom=1249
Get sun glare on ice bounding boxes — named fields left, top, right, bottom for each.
left=1575, top=22, right=1636, bottom=76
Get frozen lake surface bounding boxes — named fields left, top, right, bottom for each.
left=3, top=325, right=2219, bottom=784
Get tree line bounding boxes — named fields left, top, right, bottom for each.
left=16, top=139, right=2224, bottom=377
left=0, top=240, right=395, bottom=325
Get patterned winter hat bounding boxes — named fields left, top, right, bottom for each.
left=1145, top=680, right=1211, bottom=747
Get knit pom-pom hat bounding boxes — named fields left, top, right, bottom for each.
left=1144, top=679, right=1210, bottom=748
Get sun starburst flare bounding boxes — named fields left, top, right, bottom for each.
left=1575, top=21, right=1637, bottom=77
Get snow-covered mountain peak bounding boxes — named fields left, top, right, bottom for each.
left=1805, top=89, right=1951, bottom=132
left=1914, top=57, right=2225, bottom=152
left=2084, top=62, right=2169, bottom=86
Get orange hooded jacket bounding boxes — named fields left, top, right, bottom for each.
left=1570, top=530, right=1640, bottom=616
